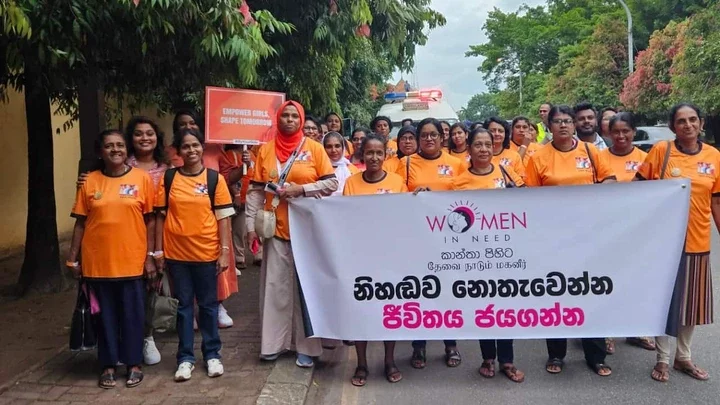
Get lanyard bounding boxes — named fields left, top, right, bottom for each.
left=275, top=138, right=306, bottom=186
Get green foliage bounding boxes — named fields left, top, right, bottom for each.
left=457, top=93, right=498, bottom=122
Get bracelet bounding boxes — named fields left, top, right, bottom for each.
left=152, top=251, right=164, bottom=259
left=147, top=251, right=154, bottom=256
left=220, top=246, right=231, bottom=250
left=65, top=260, right=79, bottom=268
left=519, top=145, right=528, bottom=149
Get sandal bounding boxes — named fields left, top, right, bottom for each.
left=673, top=360, right=709, bottom=381
left=445, top=349, right=462, bottom=368
left=410, top=348, right=426, bottom=369
left=384, top=364, right=403, bottom=383
left=651, top=362, right=670, bottom=383
left=605, top=338, right=615, bottom=355
left=591, top=363, right=612, bottom=377
left=545, top=358, right=563, bottom=374
left=98, top=369, right=116, bottom=389
left=351, top=366, right=368, bottom=387
left=478, top=360, right=495, bottom=378
left=500, top=364, right=525, bottom=383
left=627, top=337, right=656, bottom=351
left=126, top=367, right=144, bottom=388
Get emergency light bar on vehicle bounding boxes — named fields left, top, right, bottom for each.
left=383, top=89, right=444, bottom=102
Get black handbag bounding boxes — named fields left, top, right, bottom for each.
left=69, top=281, right=97, bottom=352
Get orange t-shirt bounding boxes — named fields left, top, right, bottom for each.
left=449, top=148, right=470, bottom=163
left=343, top=171, right=408, bottom=195
left=386, top=139, right=398, bottom=159
left=155, top=169, right=234, bottom=262
left=600, top=147, right=647, bottom=183
left=492, top=148, right=526, bottom=179
left=637, top=141, right=720, bottom=253
left=383, top=156, right=402, bottom=174
left=525, top=141, right=616, bottom=187
left=219, top=148, right=256, bottom=204
left=71, top=168, right=154, bottom=279
left=509, top=141, right=543, bottom=167
left=452, top=164, right=525, bottom=190
left=395, top=151, right=465, bottom=191
left=253, top=139, right=335, bottom=240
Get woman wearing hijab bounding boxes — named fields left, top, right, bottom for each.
left=323, top=131, right=359, bottom=196
left=246, top=101, right=339, bottom=368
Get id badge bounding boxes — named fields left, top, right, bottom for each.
left=264, top=182, right=280, bottom=195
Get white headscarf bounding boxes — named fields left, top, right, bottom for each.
left=323, top=132, right=353, bottom=196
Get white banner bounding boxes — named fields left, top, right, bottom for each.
left=289, top=180, right=690, bottom=340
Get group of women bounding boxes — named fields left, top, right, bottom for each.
left=67, top=98, right=720, bottom=390
left=257, top=101, right=720, bottom=387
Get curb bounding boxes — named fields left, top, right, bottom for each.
left=256, top=356, right=315, bottom=405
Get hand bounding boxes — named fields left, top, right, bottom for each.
left=413, top=187, right=431, bottom=195
left=248, top=231, right=261, bottom=250
left=386, top=148, right=397, bottom=158
left=523, top=132, right=533, bottom=146
left=278, top=183, right=304, bottom=199
left=217, top=249, right=230, bottom=275
left=66, top=260, right=81, bottom=279
left=242, top=150, right=252, bottom=165
left=76, top=172, right=90, bottom=189
left=144, top=257, right=157, bottom=279
left=154, top=256, right=165, bottom=272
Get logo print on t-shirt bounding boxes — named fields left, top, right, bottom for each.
left=625, top=161, right=641, bottom=172
left=119, top=184, right=138, bottom=197
left=499, top=158, right=511, bottom=166
left=494, top=178, right=506, bottom=189
left=575, top=157, right=591, bottom=169
left=697, top=162, right=715, bottom=175
left=296, top=151, right=311, bottom=162
left=438, top=165, right=453, bottom=176
left=376, top=188, right=392, bottom=194
left=194, top=183, right=209, bottom=195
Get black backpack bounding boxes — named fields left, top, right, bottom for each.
left=163, top=168, right=220, bottom=209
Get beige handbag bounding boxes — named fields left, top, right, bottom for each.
left=255, top=138, right=305, bottom=239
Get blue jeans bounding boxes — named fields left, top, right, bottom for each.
left=168, top=261, right=221, bottom=365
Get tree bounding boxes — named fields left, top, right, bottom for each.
left=457, top=93, right=499, bottom=122
left=1, top=0, right=290, bottom=294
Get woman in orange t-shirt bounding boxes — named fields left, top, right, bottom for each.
left=448, top=122, right=470, bottom=163
left=637, top=104, right=720, bottom=383
left=67, top=129, right=155, bottom=389
left=395, top=117, right=463, bottom=369
left=371, top=116, right=398, bottom=158
left=245, top=101, right=338, bottom=368
left=486, top=117, right=527, bottom=179
left=525, top=105, right=615, bottom=377
left=508, top=116, right=541, bottom=166
left=349, top=127, right=369, bottom=170
left=344, top=134, right=407, bottom=387
left=155, top=128, right=234, bottom=382
left=323, top=131, right=359, bottom=196
left=383, top=126, right=417, bottom=174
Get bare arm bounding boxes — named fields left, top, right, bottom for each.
left=711, top=196, right=720, bottom=233
left=67, top=218, right=86, bottom=278
left=144, top=214, right=157, bottom=278
left=217, top=216, right=231, bottom=274
left=154, top=213, right=165, bottom=270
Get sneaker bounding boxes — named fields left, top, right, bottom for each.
left=143, top=337, right=161, bottom=365
left=296, top=354, right=314, bottom=368
left=207, top=359, right=224, bottom=378
left=174, top=362, right=194, bottom=382
left=235, top=268, right=242, bottom=276
left=218, top=304, right=233, bottom=329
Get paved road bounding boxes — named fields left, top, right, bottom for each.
left=307, top=231, right=720, bottom=405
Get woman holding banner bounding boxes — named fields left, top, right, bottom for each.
left=636, top=103, right=720, bottom=382
left=246, top=100, right=338, bottom=368
left=343, top=133, right=407, bottom=386
left=450, top=127, right=526, bottom=383
left=525, top=105, right=616, bottom=377
left=396, top=117, right=464, bottom=369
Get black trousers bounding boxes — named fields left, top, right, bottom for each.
left=91, top=279, right=145, bottom=368
left=546, top=338, right=606, bottom=366
left=479, top=339, right=514, bottom=364
left=411, top=340, right=457, bottom=350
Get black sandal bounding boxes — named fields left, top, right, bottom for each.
left=411, top=348, right=426, bottom=369
left=590, top=363, right=612, bottom=377
left=351, top=366, right=368, bottom=387
left=545, top=358, right=564, bottom=374
left=384, top=364, right=403, bottom=383
left=126, top=367, right=144, bottom=388
left=98, top=369, right=116, bottom=389
left=445, top=349, right=462, bottom=368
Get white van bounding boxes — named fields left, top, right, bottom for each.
left=376, top=89, right=459, bottom=138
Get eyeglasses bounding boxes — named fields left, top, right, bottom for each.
left=398, top=135, right=416, bottom=142
left=303, top=126, right=319, bottom=132
left=419, top=133, right=440, bottom=140
left=551, top=119, right=574, bottom=126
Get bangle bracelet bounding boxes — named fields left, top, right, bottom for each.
left=66, top=260, right=79, bottom=268
left=221, top=246, right=230, bottom=250
left=153, top=251, right=164, bottom=259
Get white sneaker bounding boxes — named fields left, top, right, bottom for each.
left=218, top=304, right=234, bottom=328
left=143, top=337, right=161, bottom=365
left=207, top=359, right=224, bottom=378
left=174, top=362, right=194, bottom=382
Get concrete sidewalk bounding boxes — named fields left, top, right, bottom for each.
left=0, top=268, right=314, bottom=405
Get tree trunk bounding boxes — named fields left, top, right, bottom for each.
left=16, top=55, right=66, bottom=295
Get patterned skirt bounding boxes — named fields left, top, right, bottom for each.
left=677, top=253, right=713, bottom=326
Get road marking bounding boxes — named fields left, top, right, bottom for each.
left=340, top=344, right=359, bottom=405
